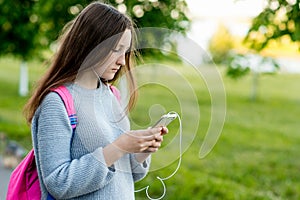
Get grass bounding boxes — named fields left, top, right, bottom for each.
left=0, top=57, right=47, bottom=148
left=132, top=62, right=300, bottom=200
left=1, top=56, right=300, bottom=199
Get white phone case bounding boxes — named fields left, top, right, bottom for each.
left=152, top=113, right=177, bottom=128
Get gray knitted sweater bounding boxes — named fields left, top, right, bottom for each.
left=31, top=83, right=150, bottom=199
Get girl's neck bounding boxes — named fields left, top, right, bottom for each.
left=75, top=69, right=98, bottom=89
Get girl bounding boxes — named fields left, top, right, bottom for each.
left=24, top=2, right=167, bottom=199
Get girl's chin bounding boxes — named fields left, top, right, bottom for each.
left=101, top=74, right=116, bottom=81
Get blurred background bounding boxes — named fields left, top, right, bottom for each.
left=0, top=0, right=299, bottom=199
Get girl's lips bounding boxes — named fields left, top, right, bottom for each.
left=111, top=67, right=120, bottom=71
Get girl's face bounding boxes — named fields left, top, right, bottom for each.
left=96, top=29, right=132, bottom=81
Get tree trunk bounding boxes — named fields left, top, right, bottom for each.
left=19, top=60, right=28, bottom=96
left=251, top=71, right=259, bottom=101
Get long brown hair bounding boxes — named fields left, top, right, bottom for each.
left=24, top=2, right=138, bottom=124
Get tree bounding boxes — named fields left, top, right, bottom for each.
left=111, top=0, right=190, bottom=56
left=112, top=0, right=190, bottom=32
left=1, top=0, right=190, bottom=96
left=0, top=0, right=39, bottom=96
left=34, top=0, right=190, bottom=52
left=240, top=0, right=299, bottom=100
left=206, top=13, right=280, bottom=101
left=245, top=0, right=300, bottom=51
left=208, top=23, right=234, bottom=64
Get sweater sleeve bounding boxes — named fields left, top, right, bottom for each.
left=130, top=154, right=151, bottom=182
left=34, top=92, right=115, bottom=199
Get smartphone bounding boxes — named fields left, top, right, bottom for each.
left=152, top=113, right=177, bottom=128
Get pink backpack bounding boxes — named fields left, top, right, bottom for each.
left=6, top=86, right=76, bottom=200
left=6, top=85, right=121, bottom=200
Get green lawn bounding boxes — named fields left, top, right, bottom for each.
left=0, top=57, right=47, bottom=147
left=0, top=57, right=299, bottom=199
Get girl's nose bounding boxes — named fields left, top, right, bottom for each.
left=116, top=53, right=126, bottom=66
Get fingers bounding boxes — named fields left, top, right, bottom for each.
left=136, top=139, right=161, bottom=153
left=127, top=127, right=162, bottom=140
left=147, top=126, right=168, bottom=137
left=144, top=138, right=164, bottom=152
left=154, top=134, right=163, bottom=142
left=142, top=139, right=161, bottom=148
left=144, top=147, right=159, bottom=153
left=121, top=127, right=166, bottom=153
left=161, top=127, right=169, bottom=135
left=142, top=140, right=161, bottom=153
left=148, top=127, right=163, bottom=135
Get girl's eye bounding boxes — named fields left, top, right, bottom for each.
left=112, top=47, right=130, bottom=53
left=112, top=46, right=131, bottom=53
left=112, top=49, right=121, bottom=53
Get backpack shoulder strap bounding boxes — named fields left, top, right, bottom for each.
left=50, top=85, right=77, bottom=129
left=50, top=85, right=118, bottom=127
left=110, top=85, right=121, bottom=103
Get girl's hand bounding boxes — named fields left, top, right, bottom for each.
left=145, top=126, right=168, bottom=152
left=113, top=127, right=167, bottom=153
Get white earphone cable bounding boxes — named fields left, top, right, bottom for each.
left=135, top=111, right=182, bottom=200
